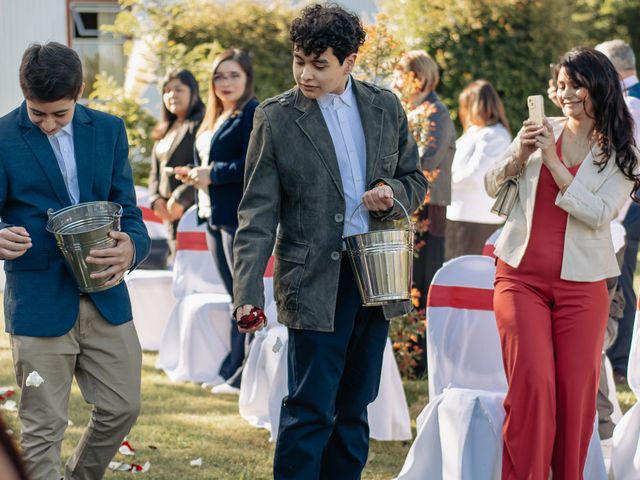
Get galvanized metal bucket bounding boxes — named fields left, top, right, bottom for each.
left=46, top=201, right=123, bottom=293
left=343, top=199, right=414, bottom=306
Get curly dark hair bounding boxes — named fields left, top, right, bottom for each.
left=557, top=47, right=640, bottom=200
left=289, top=3, right=366, bottom=64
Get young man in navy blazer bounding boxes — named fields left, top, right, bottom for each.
left=0, top=42, right=150, bottom=479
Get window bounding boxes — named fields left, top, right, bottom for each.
left=70, top=2, right=125, bottom=97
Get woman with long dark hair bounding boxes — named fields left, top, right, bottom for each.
left=178, top=49, right=259, bottom=394
left=148, top=68, right=205, bottom=262
left=485, top=47, right=640, bottom=479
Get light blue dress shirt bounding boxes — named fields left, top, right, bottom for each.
left=317, top=77, right=369, bottom=237
left=47, top=123, right=80, bottom=204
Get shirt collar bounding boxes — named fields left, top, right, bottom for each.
left=317, top=76, right=354, bottom=110
left=50, top=122, right=74, bottom=140
left=622, top=75, right=639, bottom=91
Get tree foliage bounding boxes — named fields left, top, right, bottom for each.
left=378, top=0, right=581, bottom=132
left=87, top=73, right=157, bottom=185
left=107, top=0, right=296, bottom=101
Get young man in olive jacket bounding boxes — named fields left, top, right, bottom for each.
left=232, top=4, right=427, bottom=479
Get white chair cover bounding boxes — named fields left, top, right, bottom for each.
left=611, top=298, right=640, bottom=479
left=239, top=298, right=412, bottom=442
left=0, top=260, right=5, bottom=292
left=397, top=255, right=605, bottom=480
left=172, top=206, right=227, bottom=298
left=156, top=207, right=232, bottom=382
left=156, top=292, right=232, bottom=384
left=135, top=185, right=168, bottom=240
left=125, top=269, right=175, bottom=351
left=156, top=244, right=276, bottom=383
left=124, top=186, right=175, bottom=351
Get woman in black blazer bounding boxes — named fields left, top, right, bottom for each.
left=148, top=69, right=205, bottom=262
left=178, top=49, right=258, bottom=394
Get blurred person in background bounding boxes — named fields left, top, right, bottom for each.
left=178, top=49, right=259, bottom=395
left=392, top=50, right=455, bottom=309
left=486, top=47, right=639, bottom=479
left=595, top=39, right=640, bottom=386
left=148, top=68, right=205, bottom=263
left=446, top=79, right=510, bottom=259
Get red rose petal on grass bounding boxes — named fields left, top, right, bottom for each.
left=119, top=439, right=136, bottom=456
left=0, top=388, right=15, bottom=402
left=108, top=461, right=150, bottom=472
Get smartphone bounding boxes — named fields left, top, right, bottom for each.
left=527, top=95, right=545, bottom=125
left=162, top=166, right=175, bottom=174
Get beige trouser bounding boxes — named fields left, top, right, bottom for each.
left=11, top=296, right=142, bottom=480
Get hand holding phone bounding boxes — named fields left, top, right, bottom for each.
left=527, top=95, right=545, bottom=125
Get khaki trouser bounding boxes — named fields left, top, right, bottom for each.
left=11, top=296, right=142, bottom=480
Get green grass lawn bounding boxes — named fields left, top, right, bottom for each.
left=0, top=310, right=635, bottom=479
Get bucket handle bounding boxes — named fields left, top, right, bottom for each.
left=346, top=196, right=412, bottom=231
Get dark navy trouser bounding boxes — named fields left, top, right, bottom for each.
left=273, top=255, right=389, bottom=480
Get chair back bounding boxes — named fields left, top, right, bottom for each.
left=426, top=255, right=507, bottom=398
left=172, top=206, right=226, bottom=298
left=481, top=228, right=502, bottom=259
left=135, top=185, right=167, bottom=240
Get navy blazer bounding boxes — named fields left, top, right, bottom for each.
left=195, top=98, right=259, bottom=227
left=0, top=102, right=151, bottom=336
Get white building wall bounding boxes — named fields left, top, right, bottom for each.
left=0, top=0, right=68, bottom=116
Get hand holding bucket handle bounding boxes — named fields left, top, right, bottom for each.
left=346, top=196, right=413, bottom=232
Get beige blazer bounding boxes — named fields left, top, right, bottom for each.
left=484, top=117, right=634, bottom=282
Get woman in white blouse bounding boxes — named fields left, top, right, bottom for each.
left=445, top=80, right=511, bottom=259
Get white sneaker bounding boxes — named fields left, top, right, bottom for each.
left=211, top=383, right=240, bottom=395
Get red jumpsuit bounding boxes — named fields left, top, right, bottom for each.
left=494, top=136, right=609, bottom=479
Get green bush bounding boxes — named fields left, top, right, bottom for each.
left=379, top=0, right=581, bottom=132
left=87, top=73, right=157, bottom=186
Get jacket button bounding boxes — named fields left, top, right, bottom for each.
left=331, top=251, right=341, bottom=261
left=334, top=213, right=344, bottom=223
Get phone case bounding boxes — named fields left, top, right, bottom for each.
left=528, top=95, right=545, bottom=124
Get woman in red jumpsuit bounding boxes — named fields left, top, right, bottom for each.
left=485, top=48, right=640, bottom=479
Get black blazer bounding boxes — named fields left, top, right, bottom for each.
left=148, top=118, right=200, bottom=210
left=195, top=98, right=259, bottom=227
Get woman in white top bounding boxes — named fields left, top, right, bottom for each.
left=446, top=80, right=510, bottom=259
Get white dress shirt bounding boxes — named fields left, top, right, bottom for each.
left=47, top=123, right=80, bottom=204
left=447, top=123, right=511, bottom=224
left=317, top=77, right=369, bottom=237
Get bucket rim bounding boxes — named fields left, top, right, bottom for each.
left=46, top=201, right=122, bottom=235
left=342, top=227, right=414, bottom=242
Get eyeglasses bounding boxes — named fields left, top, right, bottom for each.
left=213, top=72, right=243, bottom=83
